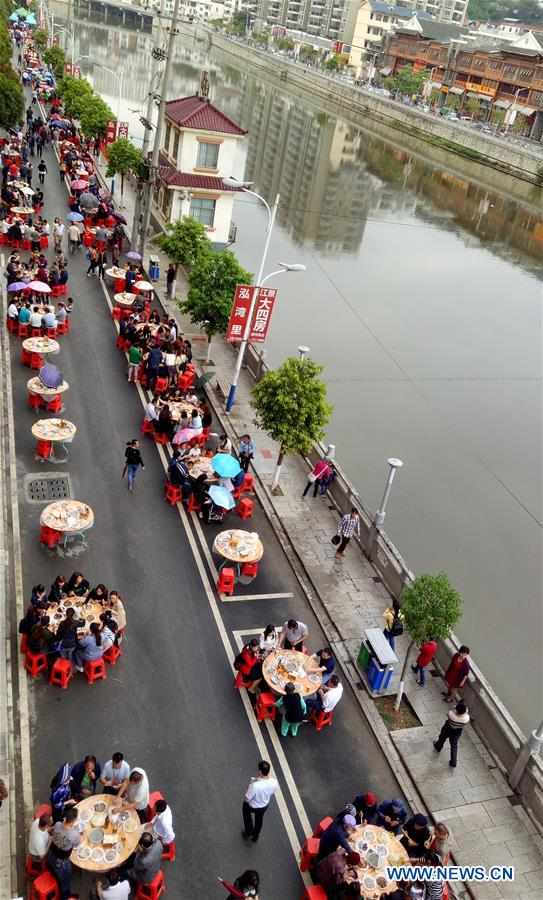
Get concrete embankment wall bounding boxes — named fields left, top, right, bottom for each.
left=207, top=30, right=543, bottom=195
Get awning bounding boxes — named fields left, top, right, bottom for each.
left=380, top=66, right=392, bottom=76
left=449, top=86, right=464, bottom=95
left=466, top=91, right=482, bottom=99
left=429, top=81, right=442, bottom=89
left=493, top=99, right=511, bottom=109
left=515, top=105, right=536, bottom=116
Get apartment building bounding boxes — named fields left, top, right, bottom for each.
left=256, top=0, right=359, bottom=44
left=349, top=1, right=432, bottom=72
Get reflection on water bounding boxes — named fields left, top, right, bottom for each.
left=54, top=4, right=543, bottom=735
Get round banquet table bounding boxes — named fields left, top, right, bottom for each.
left=105, top=267, right=126, bottom=280
left=167, top=399, right=203, bottom=424
left=262, top=649, right=322, bottom=697
left=186, top=454, right=214, bottom=479
left=27, top=375, right=69, bottom=401
left=10, top=206, right=34, bottom=215
left=213, top=529, right=263, bottom=564
left=114, top=291, right=137, bottom=308
left=22, top=336, right=60, bottom=354
left=134, top=321, right=160, bottom=338
left=45, top=593, right=126, bottom=637
left=71, top=794, right=142, bottom=872
left=40, top=500, right=94, bottom=550
left=344, top=824, right=409, bottom=899
left=32, top=418, right=76, bottom=461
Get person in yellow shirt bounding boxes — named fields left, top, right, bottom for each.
left=383, top=599, right=404, bottom=650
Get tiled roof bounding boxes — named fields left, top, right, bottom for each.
left=158, top=155, right=240, bottom=191
left=165, top=96, right=247, bottom=136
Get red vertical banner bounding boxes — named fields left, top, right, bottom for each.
left=105, top=121, right=117, bottom=144
left=226, top=284, right=253, bottom=342
left=248, top=288, right=277, bottom=343
left=64, top=63, right=73, bottom=76
left=118, top=122, right=129, bottom=139
left=72, top=65, right=81, bottom=79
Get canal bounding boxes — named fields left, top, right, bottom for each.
left=53, top=2, right=542, bottom=735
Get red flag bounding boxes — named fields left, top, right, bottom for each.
left=217, top=877, right=245, bottom=898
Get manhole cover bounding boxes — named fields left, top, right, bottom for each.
left=25, top=473, right=72, bottom=503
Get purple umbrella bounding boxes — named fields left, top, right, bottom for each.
left=126, top=251, right=142, bottom=261
left=39, top=363, right=63, bottom=389
left=8, top=281, right=29, bottom=291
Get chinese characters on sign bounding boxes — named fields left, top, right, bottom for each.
left=226, top=285, right=252, bottom=342
left=248, top=288, right=277, bottom=343
left=118, top=122, right=129, bottom=139
left=64, top=63, right=72, bottom=76
left=105, top=121, right=118, bottom=145
left=226, top=286, right=278, bottom=343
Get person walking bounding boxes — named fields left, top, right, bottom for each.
left=123, top=440, right=145, bottom=492
left=411, top=638, right=438, bottom=687
left=383, top=599, right=404, bottom=650
left=127, top=343, right=143, bottom=383
left=238, top=434, right=255, bottom=473
left=53, top=219, right=64, bottom=253
left=166, top=263, right=176, bottom=298
left=242, top=760, right=279, bottom=843
left=333, top=508, right=360, bottom=558
left=38, top=159, right=47, bottom=185
left=302, top=458, right=331, bottom=498
left=68, top=222, right=81, bottom=254
left=433, top=701, right=470, bottom=767
left=46, top=806, right=81, bottom=900
left=442, top=645, right=470, bottom=702
left=87, top=246, right=99, bottom=277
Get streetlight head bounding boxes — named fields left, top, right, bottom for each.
left=387, top=457, right=404, bottom=469
left=279, top=262, right=306, bottom=272
left=298, top=345, right=310, bottom=359
left=223, top=176, right=253, bottom=188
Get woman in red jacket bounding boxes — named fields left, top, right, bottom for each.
left=411, top=638, right=438, bottom=687
left=443, top=645, right=470, bottom=702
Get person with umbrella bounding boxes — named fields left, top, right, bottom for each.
left=218, top=871, right=260, bottom=898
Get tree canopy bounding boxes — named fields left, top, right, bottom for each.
left=57, top=76, right=94, bottom=119
left=468, top=0, right=543, bottom=20
left=33, top=28, right=48, bottom=50
left=181, top=249, right=252, bottom=349
left=0, top=72, right=23, bottom=127
left=385, top=65, right=427, bottom=98
left=158, top=217, right=211, bottom=271
left=80, top=96, right=114, bottom=139
left=43, top=45, right=66, bottom=79
left=106, top=138, right=144, bottom=197
left=401, top=573, right=462, bottom=645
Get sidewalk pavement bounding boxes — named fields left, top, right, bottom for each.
left=96, top=159, right=543, bottom=899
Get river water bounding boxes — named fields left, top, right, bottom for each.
left=53, top=3, right=543, bottom=734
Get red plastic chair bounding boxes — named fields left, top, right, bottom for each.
left=6, top=315, right=17, bottom=333
left=111, top=306, right=122, bottom=321
left=255, top=691, right=277, bottom=722
left=103, top=644, right=122, bottom=665
left=30, top=353, right=45, bottom=370
left=25, top=854, right=46, bottom=878
left=28, top=391, right=42, bottom=410
left=24, top=650, right=48, bottom=679
left=313, top=816, right=334, bottom=837
left=164, top=482, right=182, bottom=506
left=153, top=432, right=169, bottom=446
left=45, top=395, right=63, bottom=414
left=161, top=840, right=176, bottom=861
left=49, top=658, right=72, bottom=689
left=36, top=439, right=52, bottom=460
left=114, top=278, right=126, bottom=293
left=236, top=497, right=254, bottom=520
left=177, top=372, right=193, bottom=392
left=22, top=238, right=32, bottom=251
left=310, top=708, right=334, bottom=732
left=20, top=633, right=28, bottom=654
left=39, top=525, right=61, bottom=548
left=300, top=835, right=320, bottom=871
left=240, top=473, right=255, bottom=494
left=154, top=376, right=169, bottom=395
left=56, top=321, right=68, bottom=336
left=82, top=231, right=93, bottom=247
left=217, top=568, right=235, bottom=596
left=84, top=658, right=107, bottom=684
left=134, top=870, right=165, bottom=900
left=186, top=494, right=200, bottom=513
left=39, top=235, right=49, bottom=249
left=46, top=326, right=57, bottom=339
left=141, top=418, right=155, bottom=437
left=149, top=790, right=165, bottom=817
left=30, top=326, right=42, bottom=338
left=234, top=671, right=253, bottom=690
left=30, top=871, right=60, bottom=900
left=301, top=887, right=327, bottom=900
left=240, top=562, right=258, bottom=579
left=18, top=322, right=30, bottom=338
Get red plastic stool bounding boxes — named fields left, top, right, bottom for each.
left=255, top=691, right=277, bottom=722
left=36, top=439, right=52, bottom=460
left=141, top=418, right=155, bottom=436
left=22, top=238, right=32, bottom=251
left=300, top=835, right=320, bottom=871
left=240, top=561, right=258, bottom=579
left=186, top=494, right=201, bottom=513
left=153, top=432, right=169, bottom=446
left=28, top=391, right=42, bottom=410
left=49, top=658, right=72, bottom=689
left=25, top=854, right=46, bottom=878
left=30, top=871, right=60, bottom=900
left=30, top=353, right=45, bottom=370
left=115, top=278, right=125, bottom=293
left=31, top=326, right=42, bottom=338
left=18, top=322, right=30, bottom=338
left=154, top=376, right=169, bottom=395
left=164, top=482, right=182, bottom=506
left=84, top=658, right=107, bottom=684
left=149, top=790, right=165, bottom=817
left=111, top=306, right=122, bottom=321
left=301, top=886, right=327, bottom=900
left=236, top=497, right=254, bottom=520
left=56, top=321, right=68, bottom=336
left=234, top=671, right=253, bottom=690
left=46, top=327, right=58, bottom=339
left=20, top=633, right=28, bottom=654
left=161, top=840, right=176, bottom=861
left=40, top=235, right=49, bottom=249
left=217, top=568, right=235, bottom=595
left=310, top=709, right=334, bottom=732
left=24, top=650, right=48, bottom=679
left=40, top=525, right=61, bottom=548
left=21, top=347, right=31, bottom=366
left=103, top=644, right=122, bottom=665
left=313, top=816, right=334, bottom=836
left=240, top=473, right=255, bottom=494
left=135, top=870, right=165, bottom=900
left=7, top=315, right=17, bottom=333
left=46, top=395, right=63, bottom=414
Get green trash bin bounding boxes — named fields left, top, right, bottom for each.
left=357, top=640, right=371, bottom=671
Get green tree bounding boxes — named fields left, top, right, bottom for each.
left=33, top=28, right=48, bottom=50
left=325, top=55, right=340, bottom=71
left=43, top=45, right=66, bottom=79
left=277, top=37, right=294, bottom=51
left=0, top=73, right=24, bottom=128
left=105, top=138, right=144, bottom=202
left=57, top=76, right=94, bottom=118
left=251, top=356, right=332, bottom=491
left=395, top=572, right=462, bottom=709
left=182, top=250, right=252, bottom=361
left=386, top=65, right=427, bottom=98
left=80, top=96, right=114, bottom=139
left=158, top=217, right=211, bottom=272
left=228, top=10, right=248, bottom=34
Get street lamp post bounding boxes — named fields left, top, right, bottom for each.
left=367, top=457, right=404, bottom=559
left=94, top=64, right=123, bottom=123
left=509, top=720, right=543, bottom=790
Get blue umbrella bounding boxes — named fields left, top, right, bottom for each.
left=211, top=453, right=241, bottom=478
left=26, top=14, right=36, bottom=24
left=9, top=12, right=18, bottom=20
left=209, top=485, right=236, bottom=511
left=68, top=211, right=84, bottom=222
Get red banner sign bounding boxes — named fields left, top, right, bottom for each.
left=248, top=288, right=277, bottom=343
left=117, top=122, right=129, bottom=139
left=64, top=63, right=72, bottom=76
left=226, top=284, right=252, bottom=342
left=105, top=121, right=117, bottom=144
left=73, top=65, right=81, bottom=79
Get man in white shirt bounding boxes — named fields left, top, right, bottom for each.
left=28, top=812, right=52, bottom=860
left=306, top=674, right=344, bottom=716
left=42, top=309, right=57, bottom=329
left=144, top=398, right=159, bottom=423
left=30, top=306, right=43, bottom=328
left=152, top=798, right=175, bottom=846
left=95, top=869, right=130, bottom=899
left=279, top=618, right=308, bottom=651
left=68, top=222, right=81, bottom=251
left=7, top=301, right=19, bottom=321
left=100, top=752, right=130, bottom=795
left=242, top=760, right=279, bottom=843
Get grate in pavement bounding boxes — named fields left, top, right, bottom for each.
left=25, top=474, right=72, bottom=503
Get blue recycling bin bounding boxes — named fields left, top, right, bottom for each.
left=149, top=257, right=160, bottom=282
left=364, top=628, right=398, bottom=692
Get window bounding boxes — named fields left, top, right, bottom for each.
left=164, top=122, right=171, bottom=155
left=172, top=129, right=180, bottom=163
left=190, top=197, right=216, bottom=227
left=196, top=141, right=220, bottom=168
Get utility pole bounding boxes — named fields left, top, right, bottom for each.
left=138, top=0, right=181, bottom=259
left=132, top=0, right=165, bottom=250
